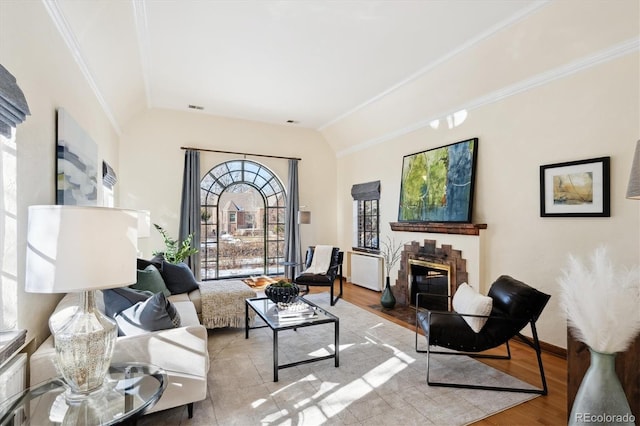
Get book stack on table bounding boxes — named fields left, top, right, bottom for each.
left=275, top=301, right=317, bottom=322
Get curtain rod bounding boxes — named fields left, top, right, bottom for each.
left=181, top=146, right=301, bottom=161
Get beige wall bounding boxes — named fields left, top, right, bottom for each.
left=118, top=109, right=338, bottom=258
left=0, top=1, right=122, bottom=347
left=326, top=0, right=640, bottom=349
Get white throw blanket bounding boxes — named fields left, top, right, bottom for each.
left=303, top=245, right=334, bottom=274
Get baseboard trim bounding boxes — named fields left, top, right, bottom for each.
left=516, top=335, right=566, bottom=358
left=540, top=340, right=566, bottom=358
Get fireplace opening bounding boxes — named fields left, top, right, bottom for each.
left=394, top=240, right=468, bottom=307
left=409, top=260, right=451, bottom=311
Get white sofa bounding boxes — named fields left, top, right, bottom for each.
left=29, top=289, right=209, bottom=417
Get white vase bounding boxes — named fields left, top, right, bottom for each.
left=569, top=348, right=634, bottom=425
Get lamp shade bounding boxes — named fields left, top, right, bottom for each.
left=25, top=205, right=138, bottom=293
left=137, top=209, right=151, bottom=238
left=626, top=140, right=640, bottom=199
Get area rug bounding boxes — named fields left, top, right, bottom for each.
left=139, top=293, right=538, bottom=426
left=368, top=303, right=417, bottom=327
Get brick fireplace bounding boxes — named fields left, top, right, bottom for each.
left=393, top=239, right=469, bottom=306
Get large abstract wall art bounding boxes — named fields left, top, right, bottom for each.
left=398, top=138, right=478, bottom=223
left=56, top=108, right=98, bottom=205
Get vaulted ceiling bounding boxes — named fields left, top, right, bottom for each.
left=47, top=0, right=541, bottom=135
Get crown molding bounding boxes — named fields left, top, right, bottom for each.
left=132, top=0, right=153, bottom=108
left=336, top=36, right=640, bottom=158
left=42, top=0, right=122, bottom=136
left=320, top=0, right=551, bottom=131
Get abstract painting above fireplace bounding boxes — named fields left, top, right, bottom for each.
left=398, top=138, right=478, bottom=223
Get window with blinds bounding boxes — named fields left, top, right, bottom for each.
left=351, top=181, right=380, bottom=252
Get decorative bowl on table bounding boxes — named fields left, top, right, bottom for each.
left=265, top=280, right=299, bottom=304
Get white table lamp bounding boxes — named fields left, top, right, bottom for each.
left=136, top=209, right=151, bottom=257
left=137, top=210, right=151, bottom=238
left=25, top=206, right=138, bottom=400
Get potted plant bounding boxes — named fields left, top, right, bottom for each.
left=264, top=279, right=300, bottom=304
left=559, top=246, right=640, bottom=425
left=152, top=224, right=198, bottom=264
left=379, top=236, right=404, bottom=309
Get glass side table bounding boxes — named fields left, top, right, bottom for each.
left=0, top=362, right=167, bottom=426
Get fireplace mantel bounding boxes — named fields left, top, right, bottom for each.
left=390, top=222, right=487, bottom=236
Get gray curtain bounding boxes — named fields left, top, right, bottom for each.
left=179, top=149, right=201, bottom=279
left=283, top=159, right=301, bottom=278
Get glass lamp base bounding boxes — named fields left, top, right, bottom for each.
left=50, top=290, right=117, bottom=400
left=62, top=383, right=107, bottom=404
left=50, top=385, right=116, bottom=424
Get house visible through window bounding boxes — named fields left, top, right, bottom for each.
left=351, top=181, right=381, bottom=252
left=200, top=159, right=286, bottom=280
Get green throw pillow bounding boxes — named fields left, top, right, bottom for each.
left=131, top=265, right=170, bottom=297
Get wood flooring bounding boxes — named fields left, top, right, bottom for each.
left=308, top=281, right=568, bottom=426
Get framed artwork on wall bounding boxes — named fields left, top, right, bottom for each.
left=398, top=138, right=478, bottom=223
left=540, top=156, right=610, bottom=217
left=56, top=108, right=98, bottom=205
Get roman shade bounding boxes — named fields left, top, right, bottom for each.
left=351, top=180, right=380, bottom=201
left=102, top=161, right=117, bottom=189
left=0, top=64, right=30, bottom=138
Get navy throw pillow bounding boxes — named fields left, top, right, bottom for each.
left=137, top=254, right=165, bottom=270
left=102, top=287, right=153, bottom=319
left=160, top=261, right=199, bottom=294
left=115, top=292, right=181, bottom=336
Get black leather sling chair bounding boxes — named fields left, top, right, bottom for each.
left=294, top=246, right=344, bottom=306
left=415, top=275, right=550, bottom=394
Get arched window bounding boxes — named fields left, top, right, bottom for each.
left=200, top=160, right=286, bottom=280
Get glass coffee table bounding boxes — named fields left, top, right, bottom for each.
left=0, top=362, right=166, bottom=425
left=245, top=296, right=339, bottom=382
